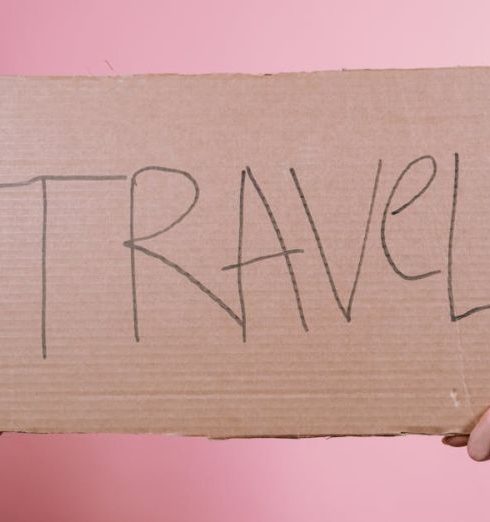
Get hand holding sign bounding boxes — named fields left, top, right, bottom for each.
left=444, top=408, right=490, bottom=461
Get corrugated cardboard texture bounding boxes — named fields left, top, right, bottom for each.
left=1, top=67, right=490, bottom=437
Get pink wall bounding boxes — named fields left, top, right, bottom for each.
left=1, top=1, right=490, bottom=520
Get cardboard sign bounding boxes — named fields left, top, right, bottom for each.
left=1, top=67, right=490, bottom=437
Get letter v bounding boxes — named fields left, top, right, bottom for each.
left=289, top=160, right=382, bottom=322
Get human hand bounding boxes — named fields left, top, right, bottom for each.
left=443, top=409, right=490, bottom=461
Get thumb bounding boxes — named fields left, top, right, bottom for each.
left=467, top=409, right=490, bottom=461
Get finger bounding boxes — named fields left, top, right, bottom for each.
left=468, top=409, right=490, bottom=461
left=442, top=435, right=469, bottom=447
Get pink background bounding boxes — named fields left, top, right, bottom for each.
left=1, top=1, right=490, bottom=520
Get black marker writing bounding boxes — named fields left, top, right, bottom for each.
left=381, top=155, right=441, bottom=280
left=4, top=153, right=486, bottom=360
left=123, top=166, right=242, bottom=343
left=222, top=167, right=308, bottom=341
left=448, top=152, right=490, bottom=321
left=235, top=170, right=247, bottom=342
left=289, top=161, right=382, bottom=322
left=0, top=174, right=127, bottom=358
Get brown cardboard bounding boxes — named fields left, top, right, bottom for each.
left=1, top=67, right=490, bottom=437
